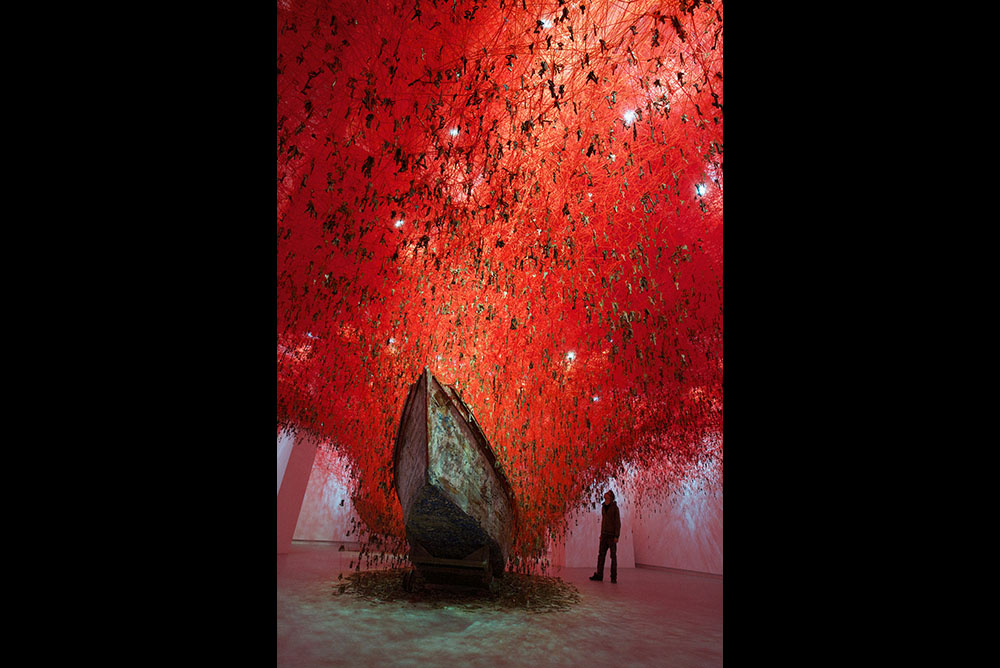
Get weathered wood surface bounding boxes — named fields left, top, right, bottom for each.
left=392, top=368, right=517, bottom=581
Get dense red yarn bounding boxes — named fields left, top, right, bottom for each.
left=277, top=0, right=722, bottom=566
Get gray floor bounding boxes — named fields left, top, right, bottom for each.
left=278, top=541, right=723, bottom=667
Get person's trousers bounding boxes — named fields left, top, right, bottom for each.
left=597, top=534, right=617, bottom=580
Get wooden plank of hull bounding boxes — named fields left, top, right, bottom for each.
left=405, top=481, right=506, bottom=577
left=392, top=369, right=429, bottom=524
left=393, top=369, right=517, bottom=578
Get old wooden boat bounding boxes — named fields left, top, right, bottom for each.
left=392, top=368, right=518, bottom=590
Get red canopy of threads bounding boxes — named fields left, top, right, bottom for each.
left=277, top=0, right=722, bottom=566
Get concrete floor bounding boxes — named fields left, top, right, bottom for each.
left=278, top=541, right=723, bottom=667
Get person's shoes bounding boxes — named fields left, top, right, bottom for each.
left=589, top=573, right=603, bottom=581
left=610, top=578, right=617, bottom=583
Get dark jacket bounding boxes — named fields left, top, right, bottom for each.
left=601, top=501, right=621, bottom=538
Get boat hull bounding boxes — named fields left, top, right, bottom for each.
left=392, top=369, right=517, bottom=582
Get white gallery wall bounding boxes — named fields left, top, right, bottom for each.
left=547, top=480, right=722, bottom=576
left=631, top=484, right=723, bottom=576
left=549, top=486, right=636, bottom=571
left=281, top=433, right=722, bottom=576
left=292, top=447, right=361, bottom=543
left=277, top=429, right=323, bottom=553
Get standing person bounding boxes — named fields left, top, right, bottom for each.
left=589, top=490, right=621, bottom=583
